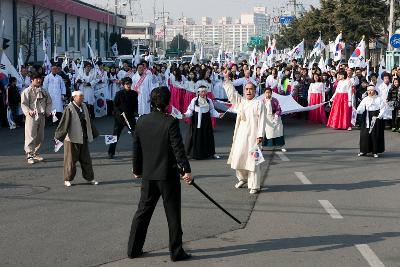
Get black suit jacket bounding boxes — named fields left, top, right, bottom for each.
left=132, top=111, right=191, bottom=180
left=113, top=89, right=138, bottom=126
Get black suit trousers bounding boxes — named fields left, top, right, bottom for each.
left=127, top=179, right=184, bottom=259
left=108, top=119, right=133, bottom=156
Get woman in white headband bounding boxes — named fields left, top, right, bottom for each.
left=356, top=84, right=386, bottom=158
left=183, top=85, right=222, bottom=160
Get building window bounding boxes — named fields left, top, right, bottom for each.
left=95, top=29, right=99, bottom=43
left=69, top=27, right=75, bottom=48
left=54, top=24, right=62, bottom=47
left=81, top=29, right=86, bottom=48
left=20, top=17, right=30, bottom=45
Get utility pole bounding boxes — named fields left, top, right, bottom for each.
left=388, top=0, right=395, bottom=51
left=114, top=0, right=117, bottom=34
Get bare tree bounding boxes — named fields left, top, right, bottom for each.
left=19, top=6, right=50, bottom=63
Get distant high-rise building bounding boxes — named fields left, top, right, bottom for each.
left=158, top=7, right=272, bottom=53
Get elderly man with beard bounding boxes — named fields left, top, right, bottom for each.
left=223, top=71, right=266, bottom=194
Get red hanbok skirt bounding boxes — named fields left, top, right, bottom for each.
left=327, top=93, right=352, bottom=129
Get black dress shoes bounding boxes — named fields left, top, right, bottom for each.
left=128, top=250, right=146, bottom=259
left=171, top=252, right=192, bottom=262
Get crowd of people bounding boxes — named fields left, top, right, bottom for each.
left=0, top=51, right=398, bottom=262
left=0, top=52, right=397, bottom=180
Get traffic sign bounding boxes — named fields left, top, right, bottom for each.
left=279, top=16, right=295, bottom=25
left=390, top=34, right=400, bottom=49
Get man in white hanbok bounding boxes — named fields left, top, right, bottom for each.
left=132, top=63, right=154, bottom=115
left=223, top=74, right=266, bottom=194
left=43, top=64, right=66, bottom=120
left=77, top=62, right=97, bottom=118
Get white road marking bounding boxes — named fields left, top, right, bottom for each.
left=355, top=244, right=385, bottom=267
left=318, top=200, right=343, bottom=219
left=276, top=151, right=290, bottom=162
left=294, top=172, right=312, bottom=185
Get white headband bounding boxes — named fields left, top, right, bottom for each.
left=72, top=90, right=83, bottom=97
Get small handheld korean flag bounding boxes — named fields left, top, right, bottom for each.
left=171, top=106, right=183, bottom=119
left=54, top=139, right=63, bottom=152
left=249, top=146, right=265, bottom=166
left=104, top=135, right=118, bottom=145
left=51, top=109, right=58, bottom=123
left=111, top=43, right=118, bottom=56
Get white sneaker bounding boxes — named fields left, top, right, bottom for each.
left=373, top=154, right=379, bottom=158
left=281, top=148, right=287, bottom=152
left=235, top=181, right=246, bottom=188
left=64, top=181, right=72, bottom=187
left=27, top=157, right=35, bottom=164
left=213, top=154, right=221, bottom=159
left=249, top=189, right=260, bottom=194
left=33, top=154, right=44, bottom=162
left=89, top=180, right=99, bottom=185
left=357, top=152, right=365, bottom=157
left=347, top=127, right=352, bottom=131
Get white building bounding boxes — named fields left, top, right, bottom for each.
left=122, top=22, right=156, bottom=49
left=0, top=0, right=125, bottom=65
left=158, top=7, right=270, bottom=53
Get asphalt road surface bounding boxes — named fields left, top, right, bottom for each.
left=1, top=116, right=400, bottom=267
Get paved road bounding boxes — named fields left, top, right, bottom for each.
left=106, top=119, right=400, bottom=267
left=1, top=117, right=400, bottom=266
left=0, top=115, right=263, bottom=267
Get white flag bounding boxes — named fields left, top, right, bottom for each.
left=51, top=109, right=58, bottom=123
left=190, top=52, right=197, bottom=65
left=377, top=57, right=386, bottom=84
left=249, top=146, right=265, bottom=165
left=348, top=38, right=366, bottom=68
left=104, top=135, right=118, bottom=145
left=288, top=40, right=304, bottom=59
left=87, top=42, right=97, bottom=61
left=333, top=33, right=344, bottom=62
left=134, top=45, right=141, bottom=67
left=18, top=47, right=24, bottom=73
left=54, top=139, right=63, bottom=152
left=1, top=53, right=22, bottom=82
left=310, top=36, right=326, bottom=58
left=171, top=106, right=183, bottom=119
left=318, top=56, right=326, bottom=73
left=43, top=53, right=51, bottom=75
left=111, top=43, right=118, bottom=56
left=217, top=48, right=223, bottom=66
left=61, top=56, right=68, bottom=71
left=42, top=30, right=48, bottom=52
left=249, top=48, right=257, bottom=66
left=199, top=45, right=204, bottom=61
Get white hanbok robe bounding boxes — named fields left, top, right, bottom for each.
left=95, top=70, right=109, bottom=99
left=77, top=71, right=97, bottom=105
left=223, top=81, right=266, bottom=172
left=132, top=72, right=154, bottom=115
left=108, top=73, right=120, bottom=101
left=43, top=73, right=66, bottom=112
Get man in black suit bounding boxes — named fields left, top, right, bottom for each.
left=108, top=77, right=138, bottom=158
left=128, top=86, right=193, bottom=261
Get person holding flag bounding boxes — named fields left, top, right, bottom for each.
left=184, top=85, right=223, bottom=160
left=55, top=90, right=99, bottom=187
left=222, top=71, right=266, bottom=194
